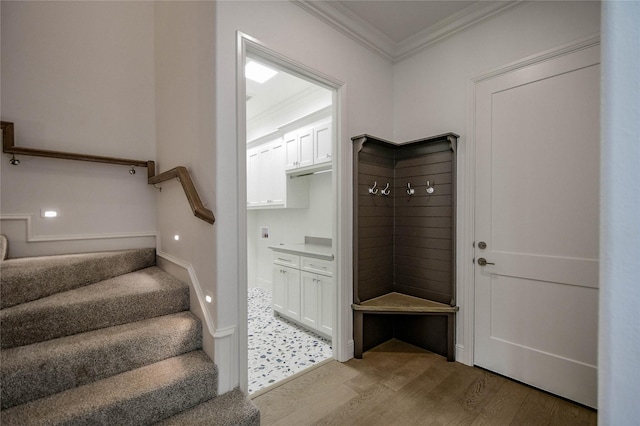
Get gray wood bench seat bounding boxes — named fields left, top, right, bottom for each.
left=352, top=292, right=459, bottom=361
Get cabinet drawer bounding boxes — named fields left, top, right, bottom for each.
left=273, top=252, right=300, bottom=268
left=301, top=256, right=333, bottom=276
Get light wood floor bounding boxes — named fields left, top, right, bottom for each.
left=253, top=339, right=596, bottom=426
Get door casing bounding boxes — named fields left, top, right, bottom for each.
left=236, top=32, right=350, bottom=393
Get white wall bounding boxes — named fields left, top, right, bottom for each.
left=0, top=1, right=157, bottom=257
left=248, top=172, right=333, bottom=290
left=392, top=0, right=600, bottom=362
left=153, top=1, right=217, bottom=359
left=215, top=0, right=394, bottom=389
left=393, top=1, right=600, bottom=141
left=599, top=1, right=640, bottom=422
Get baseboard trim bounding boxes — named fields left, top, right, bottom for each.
left=213, top=325, right=238, bottom=394
left=456, top=344, right=467, bottom=365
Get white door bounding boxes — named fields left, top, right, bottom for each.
left=246, top=149, right=259, bottom=206
left=270, top=140, right=285, bottom=205
left=474, top=45, right=600, bottom=408
left=300, top=271, right=319, bottom=329
left=257, top=145, right=271, bottom=204
left=298, top=127, right=314, bottom=168
left=285, top=267, right=301, bottom=322
left=317, top=273, right=333, bottom=336
left=314, top=121, right=332, bottom=165
left=284, top=131, right=298, bottom=170
left=272, top=266, right=286, bottom=314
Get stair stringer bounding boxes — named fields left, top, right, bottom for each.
left=156, top=251, right=238, bottom=394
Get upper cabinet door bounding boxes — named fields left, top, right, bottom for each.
left=284, top=132, right=299, bottom=171
left=313, top=121, right=332, bottom=165
left=247, top=148, right=260, bottom=206
left=270, top=141, right=285, bottom=205
left=297, top=127, right=314, bottom=168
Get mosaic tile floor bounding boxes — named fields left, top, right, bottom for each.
left=248, top=287, right=332, bottom=394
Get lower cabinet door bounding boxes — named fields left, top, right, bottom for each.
left=318, top=274, right=333, bottom=336
left=301, top=271, right=319, bottom=329
left=284, top=267, right=301, bottom=321
left=272, top=266, right=287, bottom=314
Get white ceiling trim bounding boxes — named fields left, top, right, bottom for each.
left=395, top=1, right=522, bottom=61
left=247, top=85, right=325, bottom=124
left=292, top=0, right=397, bottom=61
left=292, top=0, right=522, bottom=63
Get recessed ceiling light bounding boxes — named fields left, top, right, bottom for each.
left=245, top=60, right=278, bottom=84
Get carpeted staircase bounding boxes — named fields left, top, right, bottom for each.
left=0, top=248, right=260, bottom=425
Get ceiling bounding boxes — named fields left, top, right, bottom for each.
left=247, top=1, right=519, bottom=127
left=336, top=0, right=476, bottom=43
left=293, top=0, right=519, bottom=62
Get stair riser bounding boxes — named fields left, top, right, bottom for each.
left=1, top=313, right=202, bottom=409
left=0, top=248, right=156, bottom=309
left=0, top=287, right=189, bottom=349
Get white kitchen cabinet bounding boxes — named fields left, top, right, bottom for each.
left=272, top=252, right=300, bottom=320
left=247, top=149, right=260, bottom=207
left=300, top=272, right=320, bottom=330
left=247, top=138, right=284, bottom=207
left=317, top=273, right=334, bottom=336
left=272, top=251, right=333, bottom=338
left=284, top=119, right=332, bottom=172
left=247, top=138, right=307, bottom=209
left=301, top=271, right=333, bottom=336
left=313, top=121, right=332, bottom=165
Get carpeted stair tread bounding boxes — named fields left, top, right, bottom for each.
left=156, top=388, right=260, bottom=426
left=1, top=311, right=202, bottom=409
left=0, top=248, right=156, bottom=309
left=0, top=266, right=189, bottom=349
left=1, top=350, right=218, bottom=426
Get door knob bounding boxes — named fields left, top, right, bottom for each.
left=477, top=258, right=495, bottom=266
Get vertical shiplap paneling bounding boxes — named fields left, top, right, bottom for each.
left=357, top=143, right=395, bottom=302
left=393, top=143, right=454, bottom=304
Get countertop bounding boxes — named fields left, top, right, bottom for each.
left=269, top=237, right=334, bottom=261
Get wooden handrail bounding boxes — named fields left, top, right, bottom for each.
left=148, top=167, right=215, bottom=224
left=2, top=121, right=155, bottom=176
left=1, top=121, right=214, bottom=224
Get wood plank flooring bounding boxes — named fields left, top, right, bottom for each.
left=253, top=339, right=596, bottom=426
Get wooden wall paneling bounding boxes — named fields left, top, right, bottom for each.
left=352, top=133, right=459, bottom=358
left=362, top=314, right=394, bottom=353
left=355, top=137, right=395, bottom=303
left=393, top=315, right=448, bottom=356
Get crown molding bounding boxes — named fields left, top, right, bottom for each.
left=291, top=0, right=397, bottom=61
left=247, top=85, right=325, bottom=125
left=395, top=1, right=522, bottom=62
left=292, top=0, right=522, bottom=63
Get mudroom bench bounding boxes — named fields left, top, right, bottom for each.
left=352, top=292, right=459, bottom=361
left=352, top=132, right=460, bottom=362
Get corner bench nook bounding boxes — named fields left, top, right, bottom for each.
left=352, top=133, right=460, bottom=362
left=352, top=293, right=459, bottom=361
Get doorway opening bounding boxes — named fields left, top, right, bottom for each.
left=238, top=35, right=342, bottom=395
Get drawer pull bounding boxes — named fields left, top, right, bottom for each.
left=277, top=258, right=291, bottom=262
left=308, top=264, right=326, bottom=269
